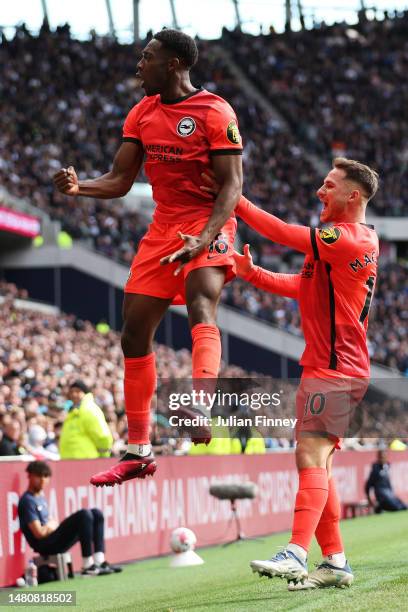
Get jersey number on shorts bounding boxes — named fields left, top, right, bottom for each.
left=304, top=392, right=326, bottom=416
left=359, top=275, right=375, bottom=323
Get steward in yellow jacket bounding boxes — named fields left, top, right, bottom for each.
left=60, top=381, right=112, bottom=459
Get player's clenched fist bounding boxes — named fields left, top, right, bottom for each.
left=53, top=166, right=79, bottom=196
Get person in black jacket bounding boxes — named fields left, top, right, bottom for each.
left=0, top=416, right=26, bottom=456
left=365, top=450, right=407, bottom=512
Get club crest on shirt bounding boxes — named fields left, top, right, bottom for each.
left=226, top=120, right=241, bottom=144
left=177, top=117, right=196, bottom=137
left=319, top=227, right=341, bottom=244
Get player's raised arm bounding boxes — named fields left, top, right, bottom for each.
left=200, top=172, right=314, bottom=256
left=234, top=244, right=300, bottom=299
left=53, top=140, right=144, bottom=199
left=235, top=196, right=314, bottom=255
left=199, top=154, right=242, bottom=245
left=160, top=154, right=242, bottom=272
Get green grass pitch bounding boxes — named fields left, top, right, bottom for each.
left=16, top=512, right=408, bottom=611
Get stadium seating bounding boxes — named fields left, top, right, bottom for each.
left=1, top=17, right=408, bottom=605
left=0, top=280, right=404, bottom=458
left=222, top=14, right=408, bottom=216
left=0, top=22, right=328, bottom=262
left=0, top=22, right=406, bottom=399
left=1, top=280, right=283, bottom=458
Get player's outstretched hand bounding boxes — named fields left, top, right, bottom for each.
left=233, top=244, right=255, bottom=279
left=200, top=170, right=220, bottom=195
left=53, top=166, right=79, bottom=196
left=160, top=232, right=206, bottom=276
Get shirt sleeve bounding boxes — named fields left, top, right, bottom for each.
left=18, top=496, right=39, bottom=526
left=244, top=266, right=300, bottom=299
left=122, top=103, right=143, bottom=144
left=312, top=225, right=356, bottom=264
left=206, top=101, right=243, bottom=156
left=236, top=196, right=314, bottom=255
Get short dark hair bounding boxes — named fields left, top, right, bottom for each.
left=69, top=380, right=89, bottom=394
left=333, top=157, right=379, bottom=202
left=153, top=29, right=198, bottom=69
left=26, top=461, right=52, bottom=477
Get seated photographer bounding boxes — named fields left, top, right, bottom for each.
left=18, top=461, right=122, bottom=576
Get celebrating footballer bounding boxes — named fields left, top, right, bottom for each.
left=54, top=30, right=243, bottom=487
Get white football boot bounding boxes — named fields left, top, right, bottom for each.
left=288, top=561, right=354, bottom=590
left=250, top=549, right=308, bottom=582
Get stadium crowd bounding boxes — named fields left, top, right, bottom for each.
left=1, top=22, right=407, bottom=371
left=223, top=11, right=408, bottom=216
left=2, top=17, right=408, bottom=260
left=0, top=281, right=405, bottom=461
left=0, top=19, right=407, bottom=457
left=0, top=281, right=277, bottom=460
left=0, top=20, right=328, bottom=265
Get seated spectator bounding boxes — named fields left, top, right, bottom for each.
left=365, top=450, right=407, bottom=512
left=44, top=421, right=64, bottom=455
left=59, top=381, right=113, bottom=459
left=0, top=414, right=27, bottom=456
left=0, top=279, right=404, bottom=451
left=224, top=18, right=408, bottom=216
left=27, top=424, right=59, bottom=460
left=18, top=461, right=121, bottom=576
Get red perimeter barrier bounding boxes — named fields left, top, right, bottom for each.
left=1, top=451, right=408, bottom=586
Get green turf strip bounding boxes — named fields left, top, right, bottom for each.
left=13, top=512, right=408, bottom=612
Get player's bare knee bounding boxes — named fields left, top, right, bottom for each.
left=295, top=438, right=330, bottom=470
left=186, top=268, right=225, bottom=325
left=121, top=324, right=152, bottom=357
left=297, top=435, right=336, bottom=470
left=296, top=449, right=326, bottom=470
left=187, top=295, right=217, bottom=327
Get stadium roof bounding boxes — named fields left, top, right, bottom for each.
left=1, top=0, right=408, bottom=42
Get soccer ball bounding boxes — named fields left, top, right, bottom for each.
left=170, top=527, right=197, bottom=553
